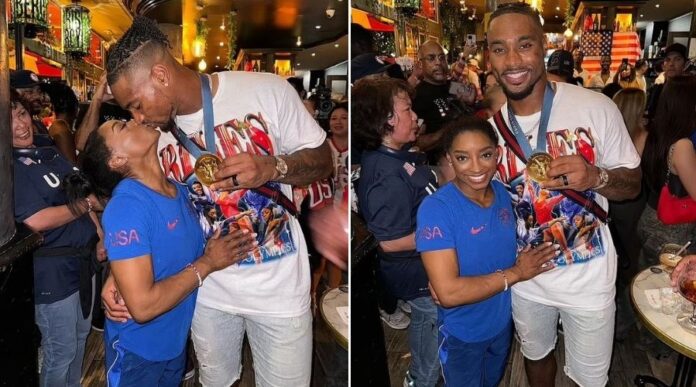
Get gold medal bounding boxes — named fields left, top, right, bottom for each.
left=194, top=154, right=222, bottom=186
left=526, top=152, right=553, bottom=183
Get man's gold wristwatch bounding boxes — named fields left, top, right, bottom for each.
left=594, top=167, right=609, bottom=190
left=274, top=156, right=288, bottom=180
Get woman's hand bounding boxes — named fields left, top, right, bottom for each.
left=102, top=273, right=131, bottom=323
left=511, top=242, right=559, bottom=281
left=96, top=238, right=107, bottom=262
left=198, top=229, right=258, bottom=273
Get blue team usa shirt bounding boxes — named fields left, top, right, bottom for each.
left=416, top=180, right=517, bottom=342
left=103, top=179, right=205, bottom=361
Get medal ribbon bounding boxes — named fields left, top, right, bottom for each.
left=172, top=74, right=217, bottom=159
left=507, top=82, right=554, bottom=158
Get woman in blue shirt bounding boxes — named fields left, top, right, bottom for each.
left=74, top=120, right=258, bottom=386
left=416, top=116, right=558, bottom=387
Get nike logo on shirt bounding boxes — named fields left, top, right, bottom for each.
left=470, top=225, right=485, bottom=235
left=167, top=219, right=179, bottom=231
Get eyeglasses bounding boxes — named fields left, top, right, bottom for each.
left=419, top=54, right=447, bottom=63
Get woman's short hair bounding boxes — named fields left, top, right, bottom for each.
left=441, top=116, right=499, bottom=152
left=351, top=77, right=413, bottom=150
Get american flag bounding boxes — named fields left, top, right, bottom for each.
left=582, top=31, right=642, bottom=74
left=403, top=162, right=415, bottom=176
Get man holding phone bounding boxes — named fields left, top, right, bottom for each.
left=413, top=40, right=476, bottom=164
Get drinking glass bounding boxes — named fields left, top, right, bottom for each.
left=659, top=243, right=684, bottom=272
left=676, top=259, right=696, bottom=333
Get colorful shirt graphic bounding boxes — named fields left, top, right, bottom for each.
left=490, top=82, right=641, bottom=310
left=158, top=114, right=296, bottom=265
left=499, top=124, right=605, bottom=267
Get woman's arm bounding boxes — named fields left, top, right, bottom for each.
left=110, top=229, right=257, bottom=324
left=422, top=243, right=558, bottom=308
left=672, top=138, right=696, bottom=201
left=379, top=232, right=416, bottom=253
left=23, top=200, right=90, bottom=232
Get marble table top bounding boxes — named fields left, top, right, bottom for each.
left=631, top=267, right=696, bottom=359
left=320, top=286, right=349, bottom=350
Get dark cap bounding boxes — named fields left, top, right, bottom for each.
left=10, top=69, right=40, bottom=89
left=664, top=43, right=687, bottom=60
left=547, top=50, right=574, bottom=78
left=351, top=54, right=404, bottom=83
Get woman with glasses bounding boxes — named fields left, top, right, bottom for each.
left=11, top=88, right=103, bottom=387
left=354, top=77, right=440, bottom=387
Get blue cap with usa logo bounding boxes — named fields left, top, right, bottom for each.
left=10, top=69, right=40, bottom=89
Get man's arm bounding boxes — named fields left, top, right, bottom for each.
left=211, top=140, right=333, bottom=191
left=594, top=166, right=642, bottom=201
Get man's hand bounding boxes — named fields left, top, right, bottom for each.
left=542, top=155, right=599, bottom=191
left=210, top=154, right=276, bottom=191
left=102, top=273, right=131, bottom=322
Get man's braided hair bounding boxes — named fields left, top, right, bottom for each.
left=106, top=16, right=170, bottom=85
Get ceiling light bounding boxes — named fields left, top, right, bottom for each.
left=311, top=53, right=316, bottom=57
left=297, top=63, right=301, bottom=66
left=555, top=15, right=559, bottom=18
left=198, top=59, right=207, bottom=71
left=220, top=24, right=225, bottom=30
left=556, top=6, right=560, bottom=11
left=315, top=25, right=321, bottom=29
left=655, top=3, right=660, bottom=7
left=216, top=55, right=220, bottom=60
left=219, top=42, right=224, bottom=47
left=640, top=14, right=644, bottom=17
left=296, top=36, right=302, bottom=46
left=334, top=43, right=339, bottom=48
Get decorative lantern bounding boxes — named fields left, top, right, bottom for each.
left=10, top=0, right=49, bottom=38
left=11, top=0, right=48, bottom=26
left=395, top=0, right=420, bottom=18
left=63, top=2, right=90, bottom=57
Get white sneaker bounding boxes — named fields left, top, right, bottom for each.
left=380, top=308, right=410, bottom=330
left=403, top=371, right=415, bottom=387
left=398, top=299, right=411, bottom=314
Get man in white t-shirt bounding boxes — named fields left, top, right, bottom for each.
left=587, top=55, right=615, bottom=89
left=101, top=17, right=332, bottom=386
left=486, top=4, right=641, bottom=386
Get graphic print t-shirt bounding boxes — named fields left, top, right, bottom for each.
left=159, top=71, right=326, bottom=317
left=489, top=82, right=640, bottom=310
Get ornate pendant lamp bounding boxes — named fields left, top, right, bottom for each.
left=63, top=1, right=90, bottom=57
left=10, top=0, right=48, bottom=38
left=395, top=0, right=421, bottom=18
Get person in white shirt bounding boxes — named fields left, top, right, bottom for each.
left=571, top=48, right=590, bottom=86
left=587, top=55, right=615, bottom=89
left=486, top=4, right=641, bottom=386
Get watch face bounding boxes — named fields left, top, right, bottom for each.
left=276, top=157, right=288, bottom=174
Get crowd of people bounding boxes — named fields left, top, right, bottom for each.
left=352, top=3, right=695, bottom=386
left=10, top=15, right=347, bottom=387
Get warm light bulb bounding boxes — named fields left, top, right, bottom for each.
left=564, top=28, right=573, bottom=39
left=198, top=59, right=207, bottom=71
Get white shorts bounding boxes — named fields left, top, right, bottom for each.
left=512, top=292, right=615, bottom=387
left=190, top=304, right=313, bottom=387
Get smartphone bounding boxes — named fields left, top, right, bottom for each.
left=620, top=58, right=629, bottom=71
left=466, top=34, right=477, bottom=46
left=449, top=81, right=473, bottom=97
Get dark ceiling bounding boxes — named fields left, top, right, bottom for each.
left=126, top=0, right=348, bottom=71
